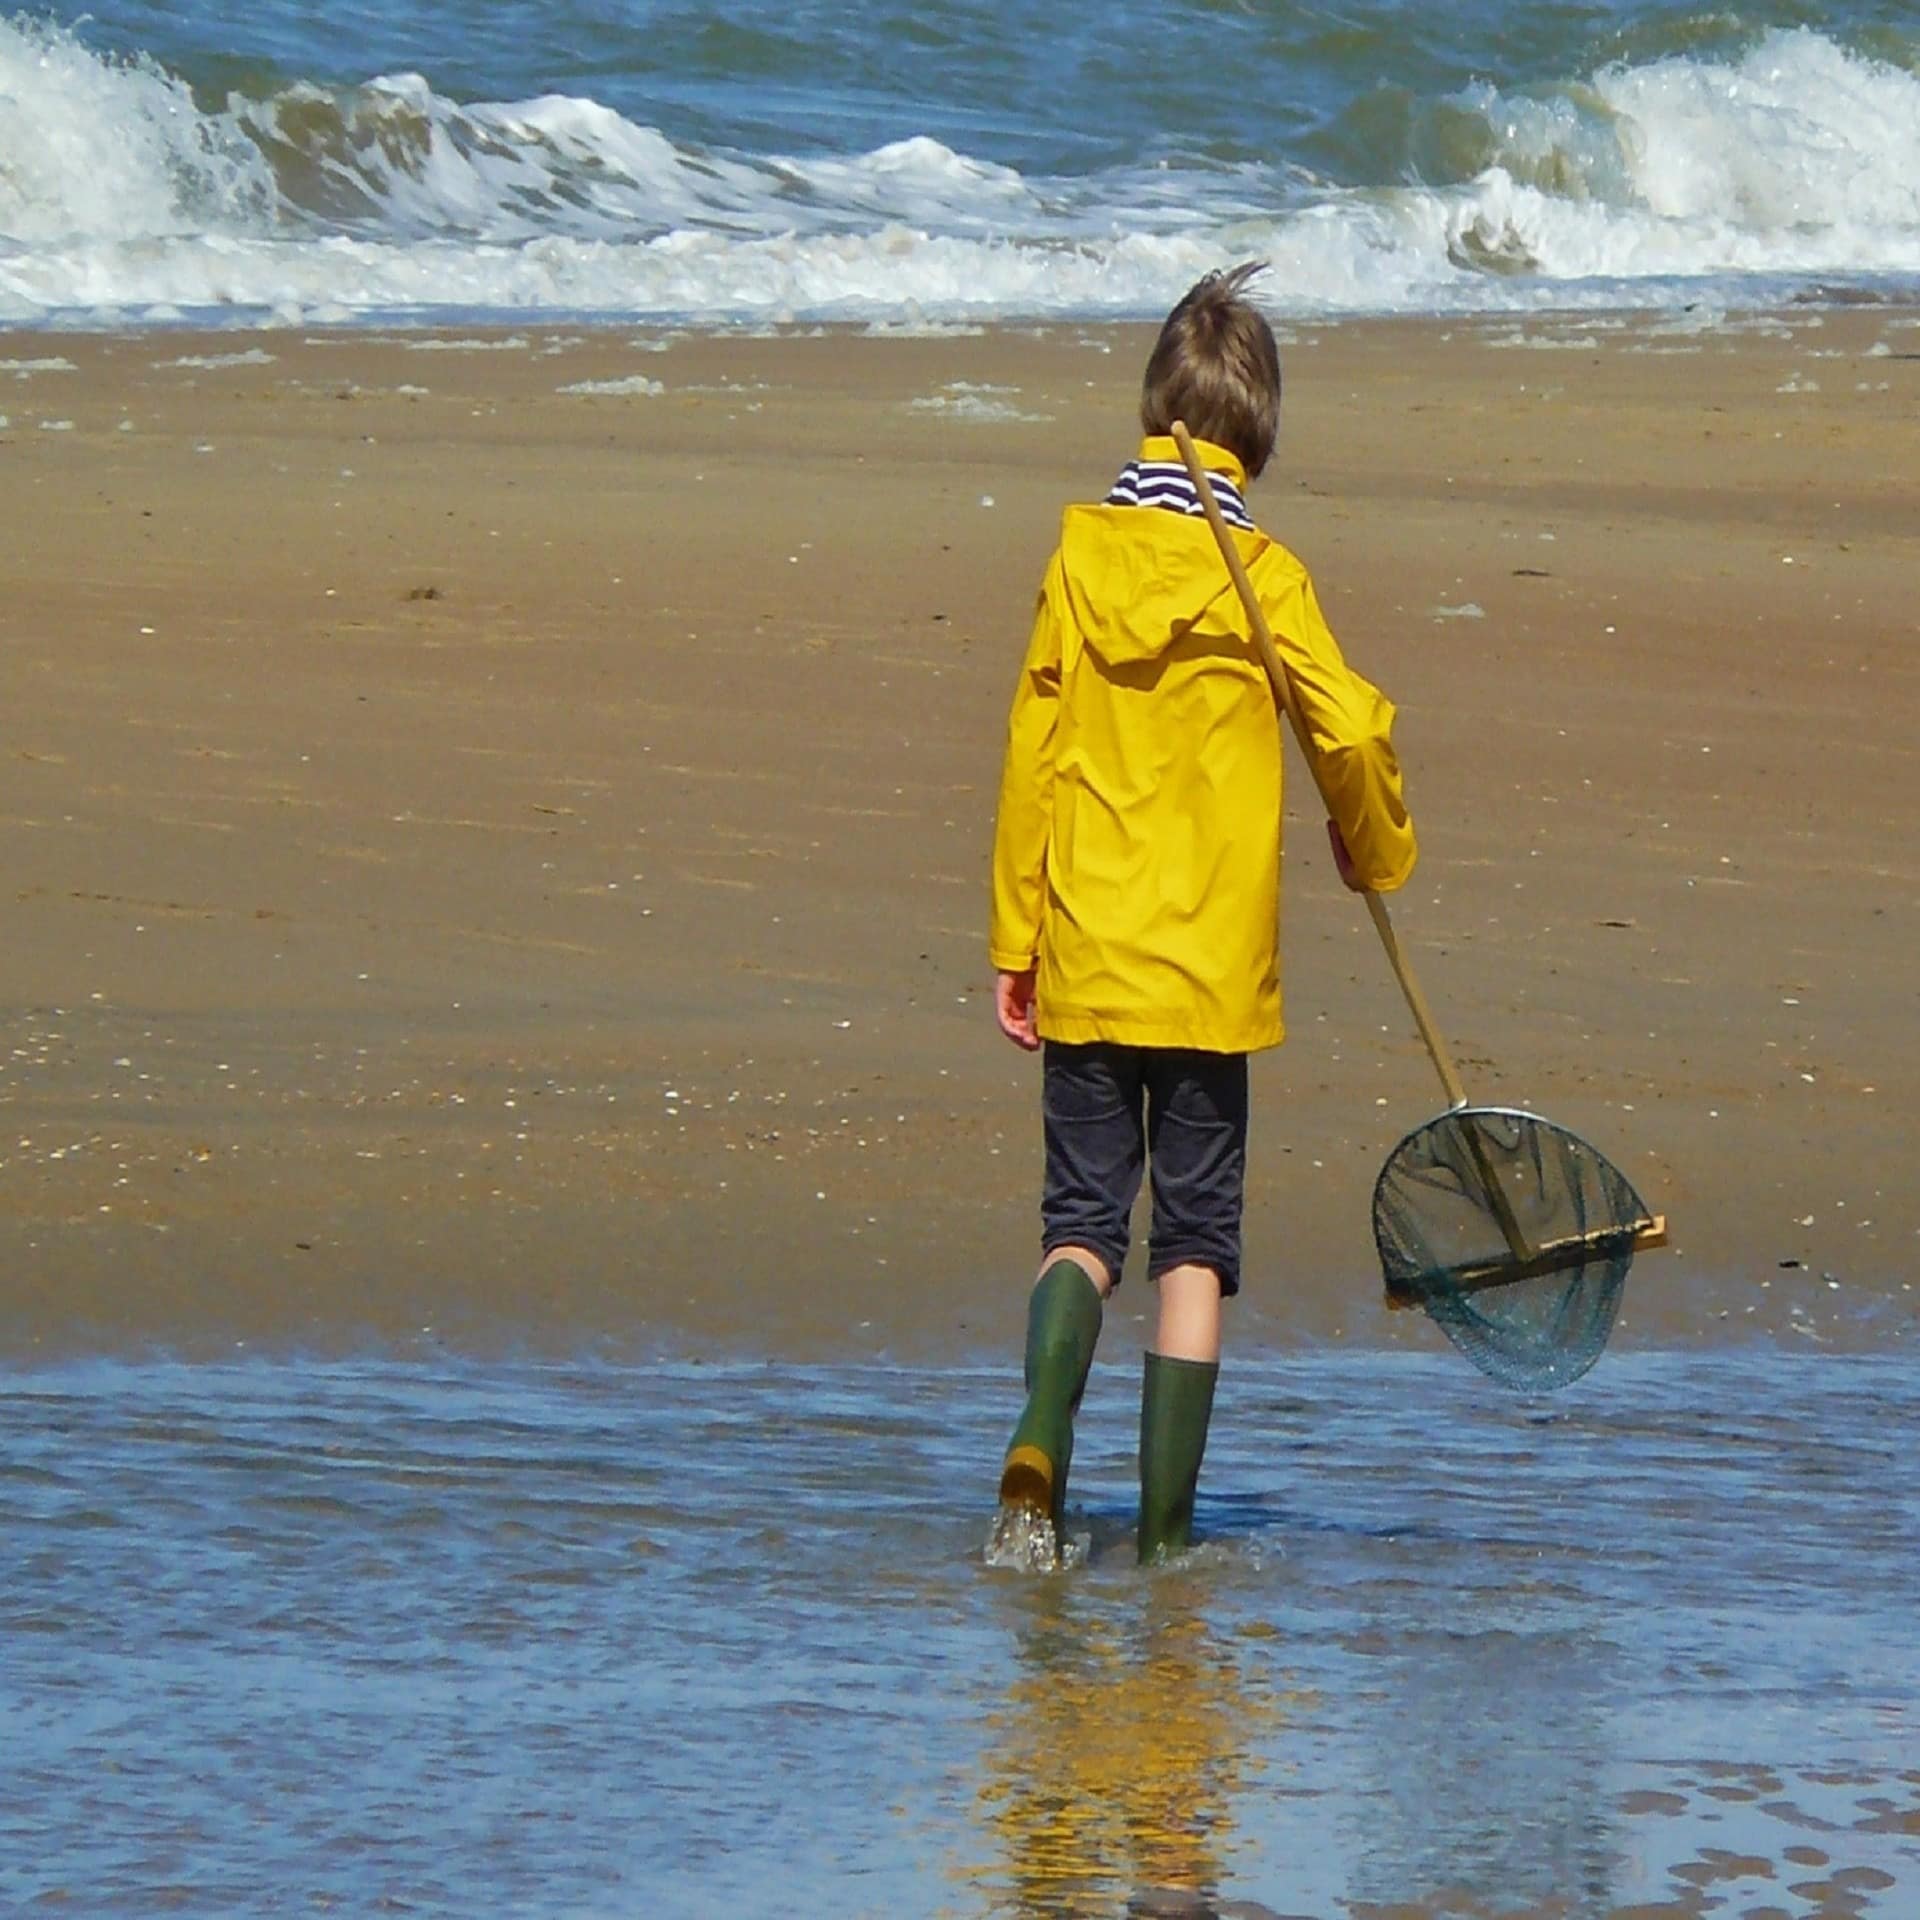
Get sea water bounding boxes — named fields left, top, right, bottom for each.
left=1, top=1, right=1918, bottom=327
left=6, top=1346, right=1916, bottom=1915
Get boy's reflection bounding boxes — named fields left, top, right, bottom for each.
left=976, top=1575, right=1292, bottom=1918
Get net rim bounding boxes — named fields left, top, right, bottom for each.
left=1369, top=1101, right=1653, bottom=1234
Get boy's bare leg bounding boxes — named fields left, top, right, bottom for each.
left=1153, top=1261, right=1222, bottom=1362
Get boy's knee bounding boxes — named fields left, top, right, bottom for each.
left=1042, top=1243, right=1116, bottom=1297
left=1153, top=1259, right=1231, bottom=1300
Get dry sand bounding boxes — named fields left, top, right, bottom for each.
left=2, top=309, right=1916, bottom=1359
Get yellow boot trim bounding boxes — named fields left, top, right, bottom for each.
left=998, top=1443, right=1055, bottom=1516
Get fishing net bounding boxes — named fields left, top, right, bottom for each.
left=1372, top=1106, right=1656, bottom=1391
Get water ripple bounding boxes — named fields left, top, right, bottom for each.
left=2, top=1347, right=1916, bottom=1914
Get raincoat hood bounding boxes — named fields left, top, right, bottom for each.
left=1055, top=439, right=1250, bottom=668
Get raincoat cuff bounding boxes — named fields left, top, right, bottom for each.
left=1362, top=840, right=1419, bottom=894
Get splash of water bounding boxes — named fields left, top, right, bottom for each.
left=982, top=1502, right=1092, bottom=1573
left=983, top=1499, right=1061, bottom=1573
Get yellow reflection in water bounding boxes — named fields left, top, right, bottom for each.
left=972, top=1575, right=1296, bottom=1917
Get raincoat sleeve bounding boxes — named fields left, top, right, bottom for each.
left=988, top=553, right=1067, bottom=972
left=1265, top=567, right=1418, bottom=893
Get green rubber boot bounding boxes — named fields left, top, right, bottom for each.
left=1137, top=1352, right=1219, bottom=1564
left=997, top=1260, right=1104, bottom=1538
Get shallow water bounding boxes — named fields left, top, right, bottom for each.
left=5, top=1347, right=1916, bottom=1916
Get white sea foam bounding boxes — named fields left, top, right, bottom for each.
left=400, top=335, right=531, bottom=352
left=157, top=349, right=278, bottom=369
left=556, top=375, right=664, bottom=396
left=1482, top=332, right=1604, bottom=351
left=1, top=18, right=1915, bottom=328
left=908, top=383, right=1050, bottom=423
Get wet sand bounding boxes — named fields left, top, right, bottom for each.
left=2, top=310, right=1916, bottom=1358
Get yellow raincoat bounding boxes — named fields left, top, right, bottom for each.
left=989, top=437, right=1415, bottom=1052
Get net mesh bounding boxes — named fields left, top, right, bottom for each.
left=1372, top=1106, right=1653, bottom=1391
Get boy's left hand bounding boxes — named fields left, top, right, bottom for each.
left=1327, top=820, right=1368, bottom=893
left=995, top=969, right=1040, bottom=1051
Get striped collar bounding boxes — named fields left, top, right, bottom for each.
left=1105, top=456, right=1255, bottom=531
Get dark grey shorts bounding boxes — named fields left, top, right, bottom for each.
left=1040, top=1041, right=1250, bottom=1296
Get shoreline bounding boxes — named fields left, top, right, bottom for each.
left=10, top=290, right=1914, bottom=353
left=3, top=308, right=1916, bottom=1361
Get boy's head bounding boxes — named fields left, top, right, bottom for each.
left=1139, top=262, right=1281, bottom=478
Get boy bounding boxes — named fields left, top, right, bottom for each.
left=987, top=263, right=1417, bottom=1565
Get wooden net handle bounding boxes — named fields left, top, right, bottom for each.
left=1169, top=422, right=1468, bottom=1112
left=1383, top=1217, right=1670, bottom=1310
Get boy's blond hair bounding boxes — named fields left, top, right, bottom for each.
left=1139, top=262, right=1281, bottom=478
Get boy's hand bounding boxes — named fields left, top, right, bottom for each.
left=1327, top=820, right=1368, bottom=893
left=995, top=969, right=1041, bottom=1051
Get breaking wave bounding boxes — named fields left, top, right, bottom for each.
left=2, top=15, right=1916, bottom=326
